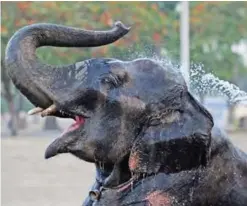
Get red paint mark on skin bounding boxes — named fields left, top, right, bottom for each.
left=129, top=151, right=139, bottom=170
left=145, top=191, right=171, bottom=206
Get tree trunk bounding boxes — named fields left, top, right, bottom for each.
left=8, top=101, right=18, bottom=136
left=43, top=116, right=60, bottom=131
left=16, top=94, right=27, bottom=130
left=1, top=59, right=18, bottom=136
left=18, top=93, right=24, bottom=111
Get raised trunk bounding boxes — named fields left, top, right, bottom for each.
left=5, top=22, right=130, bottom=112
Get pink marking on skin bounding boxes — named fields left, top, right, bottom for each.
left=129, top=151, right=139, bottom=170
left=145, top=191, right=171, bottom=206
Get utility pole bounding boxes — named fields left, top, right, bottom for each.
left=180, top=1, right=190, bottom=87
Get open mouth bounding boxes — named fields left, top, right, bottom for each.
left=63, top=116, right=85, bottom=134
left=57, top=108, right=90, bottom=136
left=43, top=111, right=88, bottom=159
left=28, top=104, right=88, bottom=134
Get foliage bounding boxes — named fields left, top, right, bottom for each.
left=1, top=2, right=171, bottom=64
left=189, top=2, right=247, bottom=80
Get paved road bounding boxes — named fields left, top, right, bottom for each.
left=1, top=131, right=247, bottom=206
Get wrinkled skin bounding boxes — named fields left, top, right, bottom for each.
left=5, top=22, right=247, bottom=206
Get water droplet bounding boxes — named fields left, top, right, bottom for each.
left=189, top=187, right=194, bottom=202
left=131, top=179, right=134, bottom=192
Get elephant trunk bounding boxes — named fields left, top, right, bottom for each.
left=5, top=22, right=130, bottom=110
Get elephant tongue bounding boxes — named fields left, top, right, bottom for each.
left=62, top=116, right=85, bottom=135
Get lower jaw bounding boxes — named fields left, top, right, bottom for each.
left=71, top=150, right=96, bottom=163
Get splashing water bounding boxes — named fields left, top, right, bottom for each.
left=190, top=64, right=247, bottom=105
left=126, top=49, right=247, bottom=105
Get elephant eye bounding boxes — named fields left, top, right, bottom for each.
left=101, top=77, right=112, bottom=84
left=100, top=74, right=119, bottom=89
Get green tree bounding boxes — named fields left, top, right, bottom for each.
left=189, top=2, right=247, bottom=81
left=1, top=2, right=172, bottom=63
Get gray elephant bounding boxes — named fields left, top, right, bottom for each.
left=5, top=22, right=247, bottom=206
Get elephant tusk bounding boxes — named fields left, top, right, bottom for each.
left=27, top=107, right=44, bottom=115
left=41, top=104, right=57, bottom=117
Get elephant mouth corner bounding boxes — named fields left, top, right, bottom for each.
left=50, top=106, right=90, bottom=137
left=62, top=115, right=86, bottom=134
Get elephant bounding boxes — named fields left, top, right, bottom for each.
left=86, top=126, right=247, bottom=206
left=5, top=22, right=247, bottom=206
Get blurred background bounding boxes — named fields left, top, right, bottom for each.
left=1, top=1, right=247, bottom=206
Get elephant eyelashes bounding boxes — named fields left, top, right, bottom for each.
left=100, top=74, right=122, bottom=89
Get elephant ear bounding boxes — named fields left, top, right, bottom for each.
left=129, top=90, right=214, bottom=175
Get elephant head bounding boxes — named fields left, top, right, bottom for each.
left=6, top=22, right=214, bottom=185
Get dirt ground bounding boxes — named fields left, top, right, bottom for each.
left=2, top=135, right=95, bottom=206
left=1, top=131, right=247, bottom=206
